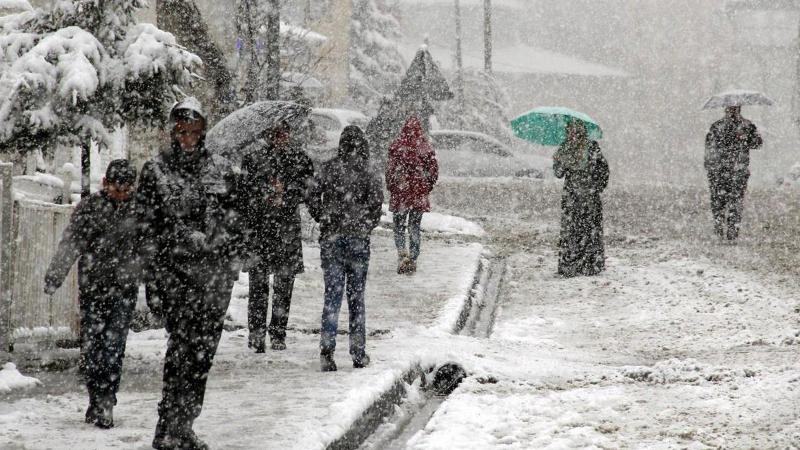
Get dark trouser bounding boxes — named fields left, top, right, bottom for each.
left=319, top=235, right=370, bottom=361
left=708, top=172, right=748, bottom=238
left=154, top=268, right=235, bottom=437
left=80, top=286, right=136, bottom=407
left=393, top=210, right=424, bottom=260
left=558, top=194, right=605, bottom=277
left=248, top=263, right=295, bottom=342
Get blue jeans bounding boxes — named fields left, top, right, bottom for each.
left=319, top=236, right=370, bottom=360
left=393, top=211, right=424, bottom=260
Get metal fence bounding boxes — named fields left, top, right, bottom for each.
left=0, top=167, right=79, bottom=351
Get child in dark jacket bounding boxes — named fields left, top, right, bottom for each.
left=44, top=159, right=140, bottom=429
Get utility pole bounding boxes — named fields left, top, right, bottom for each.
left=454, top=0, right=465, bottom=120
left=81, top=143, right=90, bottom=198
left=796, top=16, right=800, bottom=136
left=265, top=0, right=281, bottom=100
left=484, top=0, right=492, bottom=72
left=304, top=0, right=312, bottom=27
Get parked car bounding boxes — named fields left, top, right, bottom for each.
left=306, top=108, right=369, bottom=163
left=429, top=130, right=548, bottom=179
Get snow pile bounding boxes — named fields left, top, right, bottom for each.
left=622, top=358, right=757, bottom=385
left=407, top=378, right=618, bottom=449
left=380, top=207, right=485, bottom=237
left=433, top=245, right=485, bottom=333
left=0, top=0, right=31, bottom=13
left=0, top=363, right=41, bottom=393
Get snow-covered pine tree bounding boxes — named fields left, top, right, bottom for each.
left=436, top=69, right=515, bottom=143
left=350, top=0, right=405, bottom=114
left=0, top=0, right=200, bottom=156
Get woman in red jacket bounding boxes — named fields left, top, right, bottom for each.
left=385, top=116, right=439, bottom=274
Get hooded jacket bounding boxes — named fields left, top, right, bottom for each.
left=308, top=126, right=384, bottom=240
left=385, top=117, right=439, bottom=212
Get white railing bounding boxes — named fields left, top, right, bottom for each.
left=0, top=166, right=80, bottom=351
left=0, top=163, right=13, bottom=351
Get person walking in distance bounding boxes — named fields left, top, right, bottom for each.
left=553, top=120, right=609, bottom=277
left=385, top=116, right=439, bottom=274
left=704, top=105, right=762, bottom=240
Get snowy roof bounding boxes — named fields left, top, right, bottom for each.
left=311, top=108, right=368, bottom=124
left=279, top=21, right=327, bottom=45
left=399, top=0, right=526, bottom=9
left=400, top=42, right=629, bottom=78
left=0, top=0, right=32, bottom=13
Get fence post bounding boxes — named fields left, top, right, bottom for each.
left=0, top=163, right=14, bottom=352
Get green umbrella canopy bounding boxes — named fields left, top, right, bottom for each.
left=511, top=106, right=603, bottom=146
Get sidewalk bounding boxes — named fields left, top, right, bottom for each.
left=0, top=232, right=484, bottom=450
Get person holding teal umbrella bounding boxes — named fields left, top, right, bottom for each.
left=511, top=107, right=608, bottom=276
left=552, top=119, right=609, bottom=277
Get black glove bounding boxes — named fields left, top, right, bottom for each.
left=145, top=283, right=163, bottom=319
left=44, top=283, right=58, bottom=295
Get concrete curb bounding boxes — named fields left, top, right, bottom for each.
left=323, top=254, right=492, bottom=450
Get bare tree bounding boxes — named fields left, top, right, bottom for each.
left=156, top=0, right=236, bottom=114
left=454, top=0, right=466, bottom=123
left=265, top=0, right=281, bottom=100
left=484, top=0, right=492, bottom=72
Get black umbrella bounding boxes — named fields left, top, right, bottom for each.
left=206, top=101, right=311, bottom=167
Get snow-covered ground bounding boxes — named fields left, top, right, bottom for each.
left=3, top=181, right=800, bottom=449
left=0, top=234, right=484, bottom=449
left=408, top=245, right=800, bottom=449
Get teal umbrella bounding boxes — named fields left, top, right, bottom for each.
left=511, top=107, right=603, bottom=146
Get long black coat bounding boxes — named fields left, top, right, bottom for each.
left=44, top=191, right=141, bottom=299
left=704, top=117, right=762, bottom=185
left=553, top=141, right=609, bottom=277
left=238, top=144, right=314, bottom=274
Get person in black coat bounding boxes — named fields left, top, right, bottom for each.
left=138, top=97, right=240, bottom=450
left=307, top=125, right=384, bottom=372
left=704, top=106, right=762, bottom=240
left=238, top=121, right=314, bottom=352
left=44, top=159, right=139, bottom=429
left=553, top=120, right=609, bottom=277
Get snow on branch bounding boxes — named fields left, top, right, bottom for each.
left=0, top=0, right=199, bottom=154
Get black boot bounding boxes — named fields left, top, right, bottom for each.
left=94, top=397, right=114, bottom=429
left=178, top=428, right=209, bottom=450
left=270, top=338, right=286, bottom=351
left=320, top=352, right=337, bottom=372
left=727, top=223, right=739, bottom=241
left=248, top=333, right=266, bottom=353
left=84, top=399, right=99, bottom=424
left=353, top=353, right=371, bottom=369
